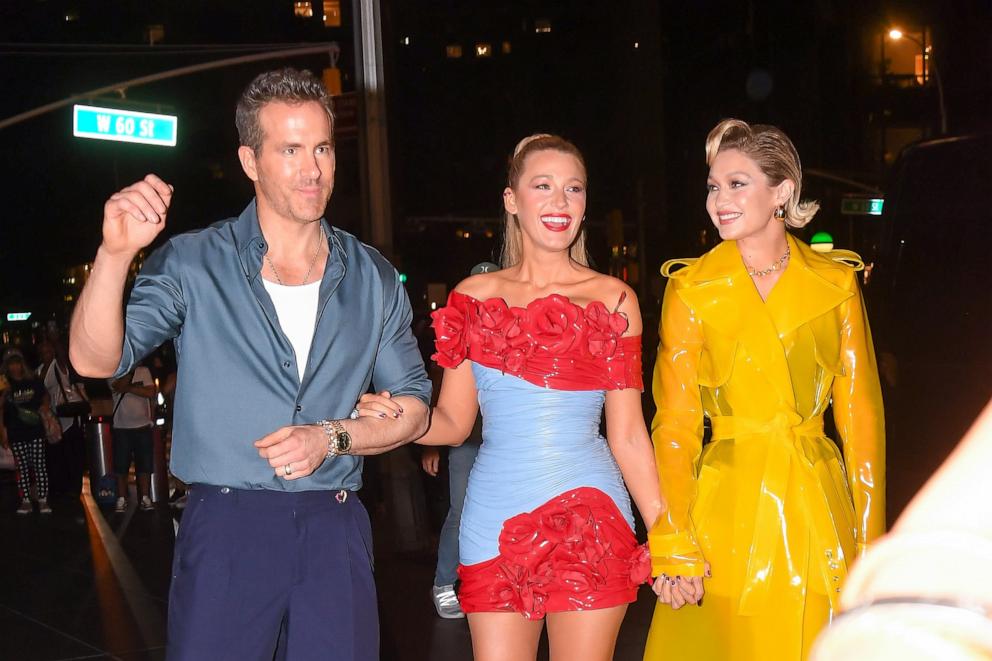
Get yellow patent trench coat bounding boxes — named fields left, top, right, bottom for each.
left=644, top=236, right=885, bottom=661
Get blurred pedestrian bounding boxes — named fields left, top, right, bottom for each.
left=37, top=339, right=89, bottom=498
left=1, top=349, right=54, bottom=514
left=109, top=362, right=156, bottom=511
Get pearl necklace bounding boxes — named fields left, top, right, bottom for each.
left=265, top=225, right=325, bottom=286
left=746, top=244, right=791, bottom=277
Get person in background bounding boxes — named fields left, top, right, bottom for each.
left=38, top=339, right=88, bottom=498
left=644, top=118, right=885, bottom=661
left=110, top=362, right=157, bottom=512
left=1, top=349, right=54, bottom=514
left=422, top=418, right=482, bottom=619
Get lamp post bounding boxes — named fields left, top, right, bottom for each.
left=888, top=28, right=947, bottom=135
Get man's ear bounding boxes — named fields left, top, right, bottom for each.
left=503, top=187, right=517, bottom=215
left=238, top=145, right=259, bottom=182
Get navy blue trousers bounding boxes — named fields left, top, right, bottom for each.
left=167, top=485, right=378, bottom=661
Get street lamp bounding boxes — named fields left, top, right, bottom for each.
left=888, top=28, right=947, bottom=135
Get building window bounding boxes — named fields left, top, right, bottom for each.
left=322, top=1, right=341, bottom=27
left=876, top=27, right=931, bottom=87
left=446, top=44, right=463, bottom=59
left=535, top=18, right=552, bottom=33
left=501, top=41, right=512, bottom=54
left=145, top=24, right=165, bottom=45
left=294, top=2, right=313, bottom=18
left=475, top=43, right=492, bottom=58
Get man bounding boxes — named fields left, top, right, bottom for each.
left=37, top=339, right=88, bottom=498
left=109, top=364, right=156, bottom=512
left=70, top=68, right=430, bottom=661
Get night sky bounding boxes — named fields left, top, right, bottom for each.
left=1, top=0, right=990, bottom=316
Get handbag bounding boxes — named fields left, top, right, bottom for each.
left=53, top=364, right=91, bottom=419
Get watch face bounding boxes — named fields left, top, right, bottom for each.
left=335, top=432, right=352, bottom=453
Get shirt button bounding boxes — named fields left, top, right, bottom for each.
left=283, top=361, right=291, bottom=368
left=220, top=487, right=231, bottom=494
left=295, top=405, right=302, bottom=412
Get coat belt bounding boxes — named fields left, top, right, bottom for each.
left=710, top=412, right=847, bottom=615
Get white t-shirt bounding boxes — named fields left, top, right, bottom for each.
left=41, top=361, right=88, bottom=431
left=262, top=279, right=321, bottom=382
left=111, top=366, right=154, bottom=429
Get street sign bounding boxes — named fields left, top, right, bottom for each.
left=841, top=197, right=884, bottom=216
left=73, top=104, right=178, bottom=147
left=6, top=312, right=31, bottom=321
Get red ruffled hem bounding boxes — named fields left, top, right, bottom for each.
left=457, top=487, right=651, bottom=620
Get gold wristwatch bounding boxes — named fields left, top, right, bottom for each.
left=319, top=419, right=352, bottom=457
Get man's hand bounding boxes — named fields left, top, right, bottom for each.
left=254, top=424, right=327, bottom=480
left=102, top=174, right=172, bottom=258
left=421, top=447, right=440, bottom=476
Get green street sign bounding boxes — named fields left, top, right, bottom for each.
left=841, top=197, right=884, bottom=216
left=73, top=104, right=177, bottom=147
left=6, top=312, right=31, bottom=321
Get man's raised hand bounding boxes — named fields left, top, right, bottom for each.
left=102, top=174, right=173, bottom=257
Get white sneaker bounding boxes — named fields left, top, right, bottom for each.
left=431, top=584, right=464, bottom=619
left=16, top=499, right=32, bottom=515
left=37, top=499, right=52, bottom=514
left=140, top=496, right=154, bottom=511
left=115, top=497, right=127, bottom=512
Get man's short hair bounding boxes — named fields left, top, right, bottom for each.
left=235, top=67, right=335, bottom=153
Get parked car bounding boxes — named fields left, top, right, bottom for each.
left=873, top=133, right=992, bottom=519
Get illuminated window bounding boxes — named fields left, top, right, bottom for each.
left=446, top=44, right=463, bottom=59
left=145, top=24, right=165, bottom=45
left=877, top=27, right=931, bottom=87
left=294, top=2, right=313, bottom=18
left=322, top=1, right=341, bottom=27
left=535, top=18, right=552, bottom=33
left=475, top=43, right=492, bottom=58
left=64, top=11, right=79, bottom=22
left=400, top=36, right=411, bottom=46
left=501, top=41, right=512, bottom=54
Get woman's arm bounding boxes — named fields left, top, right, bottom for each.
left=603, top=288, right=662, bottom=529
left=647, top=278, right=707, bottom=577
left=358, top=360, right=480, bottom=447
left=831, top=272, right=886, bottom=553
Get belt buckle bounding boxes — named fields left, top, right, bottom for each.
left=335, top=490, right=348, bottom=504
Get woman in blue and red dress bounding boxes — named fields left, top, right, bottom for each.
left=360, top=134, right=661, bottom=660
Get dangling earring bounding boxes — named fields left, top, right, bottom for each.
left=774, top=206, right=786, bottom=221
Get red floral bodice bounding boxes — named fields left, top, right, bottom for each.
left=430, top=291, right=643, bottom=391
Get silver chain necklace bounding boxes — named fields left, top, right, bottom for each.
left=264, top=225, right=325, bottom=286
left=746, top=244, right=791, bottom=277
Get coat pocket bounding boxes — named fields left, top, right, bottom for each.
left=697, top=333, right=738, bottom=388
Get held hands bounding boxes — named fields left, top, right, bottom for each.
left=102, top=174, right=173, bottom=258
left=652, top=563, right=710, bottom=609
left=254, top=424, right=327, bottom=481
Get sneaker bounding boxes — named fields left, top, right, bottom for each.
left=431, top=584, right=464, bottom=619
left=16, top=499, right=32, bottom=515
left=140, top=496, right=154, bottom=511
left=37, top=499, right=52, bottom=514
left=114, top=497, right=128, bottom=512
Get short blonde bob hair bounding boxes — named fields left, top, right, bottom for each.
left=500, top=134, right=590, bottom=268
left=705, top=118, right=819, bottom=228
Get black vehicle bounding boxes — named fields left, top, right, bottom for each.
left=874, top=133, right=992, bottom=519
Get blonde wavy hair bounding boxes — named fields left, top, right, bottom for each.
left=705, top=118, right=820, bottom=228
left=500, top=134, right=590, bottom=268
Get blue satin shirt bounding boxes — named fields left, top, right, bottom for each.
left=114, top=200, right=432, bottom=491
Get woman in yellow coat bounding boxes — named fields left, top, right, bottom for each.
left=644, top=119, right=885, bottom=661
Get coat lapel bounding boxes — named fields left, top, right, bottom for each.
left=764, top=235, right=854, bottom=338
left=675, top=241, right=797, bottom=409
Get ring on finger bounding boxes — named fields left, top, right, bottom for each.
left=283, top=463, right=293, bottom=476
left=350, top=408, right=360, bottom=420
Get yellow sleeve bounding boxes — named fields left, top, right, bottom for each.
left=831, top=272, right=886, bottom=552
left=647, top=278, right=707, bottom=577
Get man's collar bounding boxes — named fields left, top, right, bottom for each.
left=235, top=198, right=346, bottom=280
